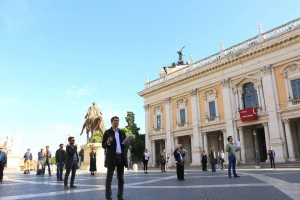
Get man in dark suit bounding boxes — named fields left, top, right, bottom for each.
left=102, top=116, right=128, bottom=200
left=268, top=146, right=276, bottom=169
left=55, top=143, right=66, bottom=181
left=64, top=136, right=79, bottom=189
left=0, top=146, right=7, bottom=182
left=174, top=144, right=184, bottom=180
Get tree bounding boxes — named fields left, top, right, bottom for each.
left=91, top=130, right=103, bottom=143
left=125, top=111, right=145, bottom=163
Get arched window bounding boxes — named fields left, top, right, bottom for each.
left=153, top=106, right=162, bottom=131
left=176, top=98, right=187, bottom=127
left=243, top=82, right=258, bottom=108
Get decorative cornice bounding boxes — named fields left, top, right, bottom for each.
left=283, top=119, right=290, bottom=124
left=176, top=98, right=187, bottom=108
left=221, top=78, right=230, bottom=87
left=261, top=65, right=272, bottom=76
left=138, top=32, right=300, bottom=97
left=190, top=89, right=198, bottom=96
left=153, top=105, right=162, bottom=114
left=262, top=122, right=268, bottom=127
left=165, top=97, right=171, bottom=104
left=143, top=104, right=149, bottom=111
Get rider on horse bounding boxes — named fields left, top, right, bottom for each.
left=80, top=102, right=103, bottom=136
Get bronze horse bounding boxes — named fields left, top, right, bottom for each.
left=80, top=116, right=105, bottom=144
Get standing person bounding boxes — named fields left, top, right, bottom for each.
left=64, top=136, right=79, bottom=189
left=90, top=148, right=97, bottom=175
left=201, top=150, right=208, bottom=171
left=209, top=147, right=217, bottom=173
left=37, top=148, right=44, bottom=175
left=102, top=116, right=128, bottom=200
left=143, top=148, right=150, bottom=174
left=226, top=136, right=240, bottom=178
left=160, top=149, right=166, bottom=172
left=0, top=146, right=7, bottom=182
left=268, top=146, right=276, bottom=169
left=23, top=148, right=32, bottom=173
left=55, top=144, right=65, bottom=181
left=220, top=150, right=225, bottom=170
left=174, top=145, right=184, bottom=180
left=43, top=146, right=52, bottom=176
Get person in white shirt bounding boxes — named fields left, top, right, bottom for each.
left=143, top=148, right=150, bottom=174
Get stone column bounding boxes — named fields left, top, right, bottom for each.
left=221, top=79, right=236, bottom=138
left=165, top=97, right=174, bottom=167
left=238, top=127, right=246, bottom=163
left=237, top=86, right=244, bottom=110
left=261, top=65, right=284, bottom=162
left=263, top=122, right=270, bottom=155
left=203, top=133, right=208, bottom=154
left=283, top=119, right=296, bottom=161
left=190, top=89, right=201, bottom=166
left=151, top=141, right=156, bottom=166
left=258, top=84, right=266, bottom=111
left=222, top=129, right=228, bottom=165
left=144, top=104, right=150, bottom=150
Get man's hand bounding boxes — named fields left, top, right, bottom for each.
left=107, top=136, right=113, bottom=144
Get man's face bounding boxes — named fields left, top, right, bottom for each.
left=112, top=118, right=119, bottom=128
left=60, top=145, right=64, bottom=149
left=229, top=137, right=233, bottom=143
left=69, top=138, right=75, bottom=145
left=0, top=147, right=3, bottom=152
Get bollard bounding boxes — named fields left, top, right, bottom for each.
left=133, top=164, right=138, bottom=171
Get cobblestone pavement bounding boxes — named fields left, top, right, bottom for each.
left=0, top=168, right=299, bottom=200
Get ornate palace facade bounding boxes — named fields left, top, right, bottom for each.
left=138, top=18, right=300, bottom=167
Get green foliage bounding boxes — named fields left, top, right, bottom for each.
left=125, top=111, right=140, bottom=137
left=124, top=111, right=145, bottom=162
left=91, top=130, right=103, bottom=143
left=79, top=148, right=84, bottom=162
left=120, top=127, right=134, bottom=137
left=50, top=157, right=56, bottom=165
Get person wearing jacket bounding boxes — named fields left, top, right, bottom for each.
left=55, top=144, right=66, bottom=181
left=102, top=116, right=128, bottom=200
left=0, top=146, right=7, bottom=182
left=64, top=137, right=79, bottom=189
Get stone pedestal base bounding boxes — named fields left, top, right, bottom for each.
left=80, top=143, right=106, bottom=173
left=7, top=155, right=22, bottom=171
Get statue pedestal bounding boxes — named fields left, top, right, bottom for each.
left=81, top=143, right=106, bottom=173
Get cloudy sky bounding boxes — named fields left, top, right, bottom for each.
left=0, top=0, right=299, bottom=158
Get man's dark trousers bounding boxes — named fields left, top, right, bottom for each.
left=176, top=163, right=184, bottom=180
left=57, top=162, right=64, bottom=180
left=0, top=164, right=4, bottom=181
left=270, top=157, right=276, bottom=168
left=228, top=155, right=237, bottom=177
left=64, top=161, right=77, bottom=186
left=106, top=154, right=124, bottom=199
left=43, top=161, right=51, bottom=175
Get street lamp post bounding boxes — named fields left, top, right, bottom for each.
left=253, top=130, right=261, bottom=168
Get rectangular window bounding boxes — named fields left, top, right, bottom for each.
left=208, top=101, right=216, bottom=118
left=156, top=115, right=161, bottom=129
left=179, top=109, right=186, bottom=124
left=291, top=79, right=300, bottom=99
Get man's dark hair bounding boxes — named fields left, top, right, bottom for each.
left=59, top=143, right=64, bottom=147
left=111, top=116, right=119, bottom=123
left=68, top=136, right=74, bottom=141
left=227, top=136, right=232, bottom=142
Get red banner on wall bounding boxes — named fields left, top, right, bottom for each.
left=239, top=107, right=258, bottom=122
